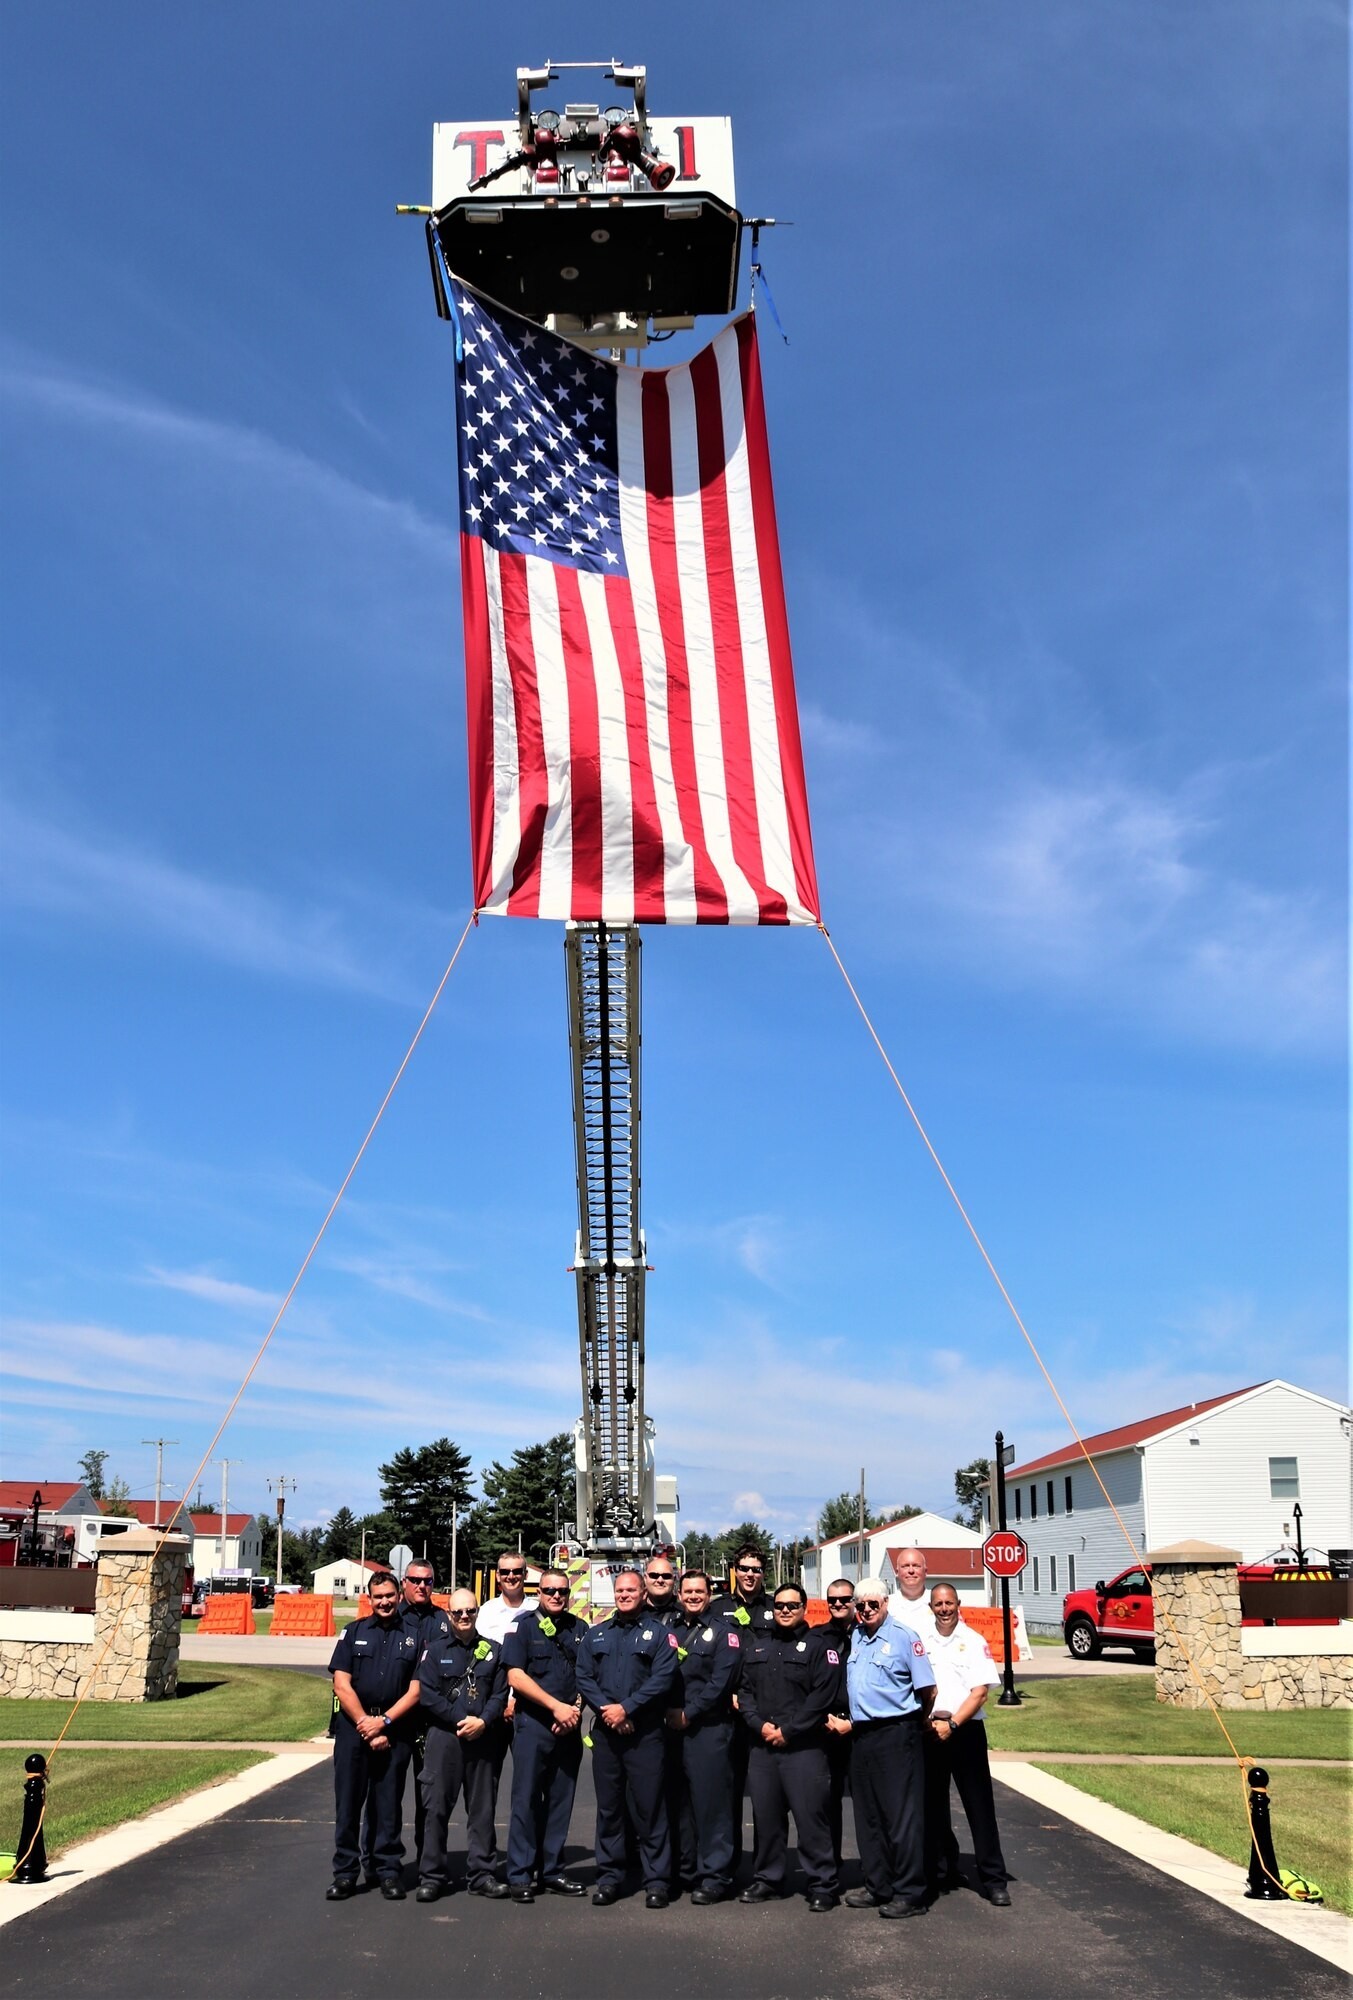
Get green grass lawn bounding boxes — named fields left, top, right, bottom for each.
left=0, top=1749, right=265, bottom=1862
left=0, top=1663, right=331, bottom=1743
left=986, top=1674, right=1352, bottom=1759
left=1037, top=1761, right=1352, bottom=1917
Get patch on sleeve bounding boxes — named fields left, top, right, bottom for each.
left=727, top=1632, right=741, bottom=1649
left=826, top=1648, right=840, bottom=1665
left=913, top=1640, right=926, bottom=1657
left=668, top=1631, right=680, bottom=1648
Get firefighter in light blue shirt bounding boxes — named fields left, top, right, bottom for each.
left=843, top=1586, right=936, bottom=1918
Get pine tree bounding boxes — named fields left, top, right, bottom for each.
left=322, top=1506, right=359, bottom=1562
left=377, top=1439, right=475, bottom=1577
left=472, top=1433, right=573, bottom=1564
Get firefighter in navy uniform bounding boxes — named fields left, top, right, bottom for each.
left=577, top=1568, right=680, bottom=1907
left=810, top=1581, right=857, bottom=1877
left=360, top=1559, right=451, bottom=1879
left=414, top=1589, right=509, bottom=1901
left=642, top=1554, right=684, bottom=1888
left=709, top=1546, right=776, bottom=1879
left=327, top=1570, right=422, bottom=1900
left=667, top=1569, right=742, bottom=1903
left=738, top=1582, right=842, bottom=1910
left=501, top=1567, right=589, bottom=1901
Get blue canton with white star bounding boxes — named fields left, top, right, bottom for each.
left=451, top=282, right=625, bottom=578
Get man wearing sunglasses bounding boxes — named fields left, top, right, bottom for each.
left=476, top=1554, right=532, bottom=1647
left=643, top=1555, right=680, bottom=1626
left=414, top=1590, right=509, bottom=1902
left=738, top=1583, right=842, bottom=1911
left=501, top=1569, right=588, bottom=1901
left=711, top=1546, right=776, bottom=1879
left=843, top=1587, right=935, bottom=1919
left=384, top=1562, right=449, bottom=1867
left=811, top=1582, right=857, bottom=1877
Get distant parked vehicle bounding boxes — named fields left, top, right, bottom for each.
left=1063, top=1565, right=1155, bottom=1661
left=189, top=1581, right=210, bottom=1617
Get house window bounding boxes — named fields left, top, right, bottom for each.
left=1065, top=1475, right=1074, bottom=1514
left=1067, top=1553, right=1076, bottom=1591
left=1047, top=1480, right=1055, bottom=1517
left=1016, top=1568, right=1023, bottom=1596
left=1029, top=1486, right=1038, bottom=1519
left=1032, top=1556, right=1040, bottom=1593
left=1269, top=1457, right=1299, bottom=1501
left=1014, top=1488, right=1022, bottom=1522
left=1049, top=1554, right=1057, bottom=1593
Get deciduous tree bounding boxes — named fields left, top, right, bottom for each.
left=77, top=1449, right=108, bottom=1500
left=954, top=1457, right=991, bottom=1532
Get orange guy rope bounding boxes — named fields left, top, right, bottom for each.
left=5, top=912, right=480, bottom=1879
left=815, top=921, right=1278, bottom=1873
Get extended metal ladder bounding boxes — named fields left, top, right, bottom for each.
left=565, top=922, right=653, bottom=1551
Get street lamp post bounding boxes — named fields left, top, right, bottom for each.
left=994, top=1432, right=1022, bottom=1707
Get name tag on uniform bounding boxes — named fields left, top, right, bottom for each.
left=354, top=1639, right=369, bottom=1648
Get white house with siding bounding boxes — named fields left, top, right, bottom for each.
left=800, top=1511, right=986, bottom=1610
left=984, top=1379, right=1352, bottom=1631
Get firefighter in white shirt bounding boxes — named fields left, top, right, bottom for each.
left=922, top=1586, right=1011, bottom=1906
left=888, top=1549, right=936, bottom=1642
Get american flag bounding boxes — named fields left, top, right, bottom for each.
left=450, top=279, right=820, bottom=925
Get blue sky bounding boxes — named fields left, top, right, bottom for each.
left=1, top=4, right=1345, bottom=1545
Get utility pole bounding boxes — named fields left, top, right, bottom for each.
left=267, top=1475, right=296, bottom=1588
left=451, top=1502, right=458, bottom=1591
left=214, top=1459, right=242, bottom=1579
left=858, top=1467, right=867, bottom=1585
left=141, top=1437, right=180, bottom=1529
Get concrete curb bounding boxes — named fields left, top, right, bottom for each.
left=0, top=1748, right=330, bottom=1930
left=993, top=1760, right=1351, bottom=1975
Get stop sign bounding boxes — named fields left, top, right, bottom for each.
left=982, top=1530, right=1028, bottom=1579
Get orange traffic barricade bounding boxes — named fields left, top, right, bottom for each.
left=270, top=1593, right=335, bottom=1638
left=198, top=1592, right=256, bottom=1636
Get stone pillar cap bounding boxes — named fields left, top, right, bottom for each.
left=98, top=1529, right=192, bottom=1554
left=1143, top=1539, right=1241, bottom=1564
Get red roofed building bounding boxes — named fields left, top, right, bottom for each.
left=0, top=1481, right=100, bottom=1518
left=800, top=1511, right=986, bottom=1610
left=983, top=1378, right=1351, bottom=1631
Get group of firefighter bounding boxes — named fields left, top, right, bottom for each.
left=327, top=1544, right=1011, bottom=1915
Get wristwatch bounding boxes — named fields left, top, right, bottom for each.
left=381, top=1713, right=394, bottom=1731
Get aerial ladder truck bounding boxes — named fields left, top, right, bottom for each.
left=414, top=61, right=750, bottom=1587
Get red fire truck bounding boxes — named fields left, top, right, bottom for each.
left=1062, top=1555, right=1349, bottom=1659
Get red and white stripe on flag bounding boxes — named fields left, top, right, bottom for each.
left=460, top=314, right=820, bottom=924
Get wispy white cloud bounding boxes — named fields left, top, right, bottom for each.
left=0, top=797, right=423, bottom=1000
left=0, top=354, right=449, bottom=563
left=145, top=1267, right=281, bottom=1313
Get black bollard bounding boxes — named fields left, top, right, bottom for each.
left=1243, top=1766, right=1287, bottom=1901
left=10, top=1754, right=49, bottom=1885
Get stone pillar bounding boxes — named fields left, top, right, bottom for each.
left=1146, top=1539, right=1242, bottom=1708
left=88, top=1529, right=190, bottom=1701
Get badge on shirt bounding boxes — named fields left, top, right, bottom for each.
left=727, top=1633, right=741, bottom=1649
left=796, top=1641, right=806, bottom=1652
left=667, top=1632, right=679, bottom=1649
left=913, top=1640, right=925, bottom=1657
left=826, top=1648, right=840, bottom=1665
left=702, top=1627, right=714, bottom=1642
left=642, top=1629, right=653, bottom=1641
left=880, top=1641, right=892, bottom=1655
